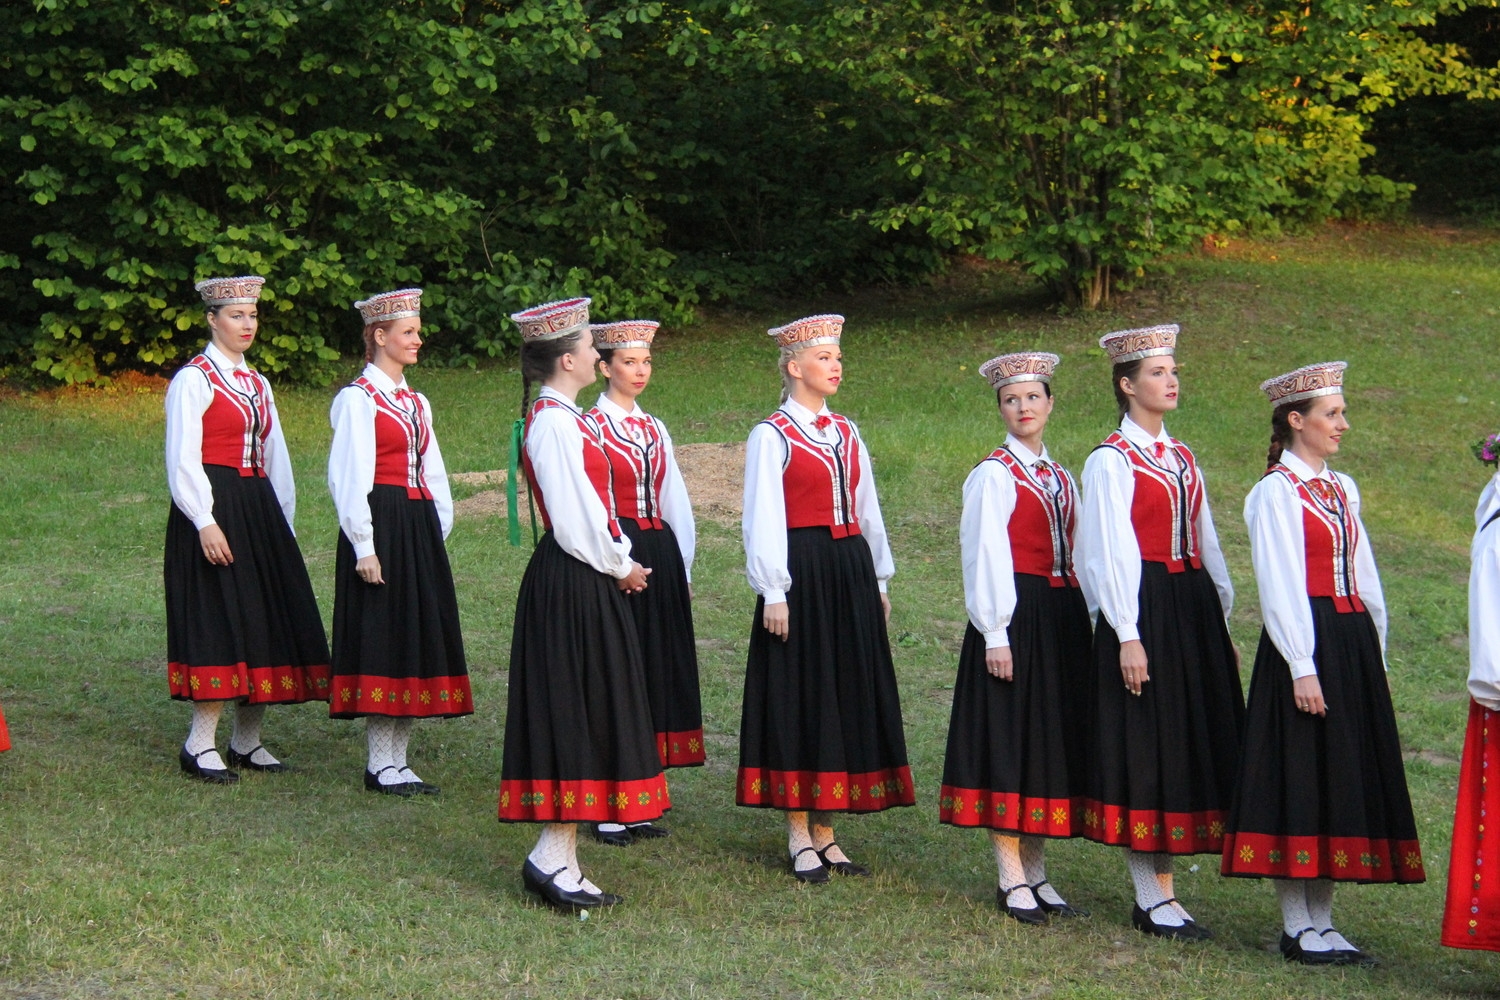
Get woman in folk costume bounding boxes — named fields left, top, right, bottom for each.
left=1223, top=363, right=1421, bottom=966
left=939, top=352, right=1092, bottom=923
left=497, top=297, right=665, bottom=912
left=585, top=319, right=704, bottom=847
left=1075, top=324, right=1243, bottom=938
left=1442, top=433, right=1500, bottom=954
left=739, top=314, right=913, bottom=883
left=163, top=276, right=330, bottom=783
left=328, top=289, right=471, bottom=796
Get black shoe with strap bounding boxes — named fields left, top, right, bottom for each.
left=1131, top=899, right=1202, bottom=940
left=791, top=846, right=830, bottom=884
left=998, top=884, right=1048, bottom=925
left=592, top=824, right=634, bottom=847
left=179, top=745, right=238, bottom=785
left=363, top=765, right=418, bottom=797
left=1031, top=880, right=1088, bottom=918
left=522, top=860, right=621, bottom=911
left=226, top=744, right=287, bottom=773
left=816, top=843, right=871, bottom=877
left=1280, top=927, right=1345, bottom=965
left=397, top=766, right=439, bottom=795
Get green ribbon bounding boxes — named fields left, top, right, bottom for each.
left=507, top=417, right=523, bottom=547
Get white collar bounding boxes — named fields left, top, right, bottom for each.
left=204, top=341, right=251, bottom=375
left=1004, top=434, right=1050, bottom=466
left=1119, top=414, right=1171, bottom=450
left=1478, top=471, right=1500, bottom=532
left=594, top=393, right=643, bottom=420
left=360, top=363, right=409, bottom=394
left=538, top=385, right=581, bottom=413
left=1279, top=449, right=1330, bottom=480
left=782, top=396, right=831, bottom=427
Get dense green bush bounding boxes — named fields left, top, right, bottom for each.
left=1, top=0, right=1495, bottom=383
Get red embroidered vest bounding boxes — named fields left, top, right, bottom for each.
left=524, top=397, right=620, bottom=539
left=350, top=377, right=433, bottom=500
left=1268, top=464, right=1365, bottom=613
left=1096, top=431, right=1204, bottom=572
left=761, top=410, right=863, bottom=538
left=986, top=448, right=1078, bottom=588
left=589, top=406, right=668, bottom=530
left=189, top=355, right=272, bottom=478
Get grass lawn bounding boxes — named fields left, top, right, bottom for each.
left=2, top=222, right=1499, bottom=999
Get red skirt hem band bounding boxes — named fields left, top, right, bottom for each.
left=497, top=774, right=671, bottom=823
left=938, top=786, right=1084, bottom=836
left=168, top=661, right=331, bottom=704
left=658, top=729, right=706, bottom=768
left=736, top=766, right=916, bottom=811
left=1221, top=831, right=1425, bottom=882
left=1079, top=799, right=1227, bottom=854
left=329, top=674, right=474, bottom=718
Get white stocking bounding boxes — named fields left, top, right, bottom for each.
left=229, top=703, right=280, bottom=766
left=1127, top=850, right=1183, bottom=926
left=185, top=701, right=226, bottom=770
left=1152, top=851, right=1194, bottom=922
left=390, top=717, right=418, bottom=782
left=992, top=833, right=1037, bottom=909
left=366, top=717, right=403, bottom=785
left=810, top=811, right=850, bottom=864
left=1020, top=836, right=1064, bottom=906
left=1306, top=879, right=1354, bottom=950
left=529, top=823, right=592, bottom=892
left=787, top=811, right=820, bottom=872
left=1276, top=880, right=1332, bottom=951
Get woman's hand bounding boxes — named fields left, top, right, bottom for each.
left=618, top=562, right=651, bottom=594
left=356, top=554, right=384, bottom=585
left=880, top=592, right=891, bottom=624
left=763, top=601, right=789, bottom=641
left=985, top=646, right=1014, bottom=681
left=1293, top=674, right=1327, bottom=716
left=1119, top=639, right=1149, bottom=696
left=199, top=524, right=234, bottom=566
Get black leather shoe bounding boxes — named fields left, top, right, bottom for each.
left=364, top=766, right=418, bottom=797
left=998, top=885, right=1048, bottom=925
left=398, top=767, right=439, bottom=795
left=816, top=843, right=871, bottom=877
left=521, top=860, right=621, bottom=911
left=226, top=744, right=287, bottom=773
left=1131, top=901, right=1201, bottom=940
left=1031, top=881, right=1089, bottom=918
left=592, top=824, right=634, bottom=847
left=1280, top=928, right=1344, bottom=965
left=791, top=846, right=830, bottom=884
left=1318, top=928, right=1378, bottom=967
left=179, top=745, right=238, bottom=784
left=626, top=822, right=670, bottom=839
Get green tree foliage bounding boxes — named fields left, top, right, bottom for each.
left=789, top=0, right=1499, bottom=307
left=1, top=1, right=1496, bottom=383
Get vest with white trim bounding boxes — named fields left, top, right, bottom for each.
left=189, top=354, right=272, bottom=477
left=1267, top=463, right=1366, bottom=613
left=761, top=409, right=862, bottom=538
left=524, top=396, right=621, bottom=539
left=1095, top=431, right=1204, bottom=572
left=985, top=447, right=1079, bottom=587
left=349, top=376, right=433, bottom=500
left=589, top=405, right=668, bottom=530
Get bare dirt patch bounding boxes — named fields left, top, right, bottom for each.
left=451, top=442, right=745, bottom=524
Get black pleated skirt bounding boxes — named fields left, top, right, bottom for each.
left=330, top=485, right=471, bottom=719
left=939, top=574, right=1093, bottom=836
left=1082, top=562, right=1244, bottom=854
left=1221, top=601, right=1423, bottom=883
left=498, top=532, right=668, bottom=823
left=737, top=528, right=915, bottom=813
left=620, top=520, right=705, bottom=767
left=163, top=465, right=330, bottom=704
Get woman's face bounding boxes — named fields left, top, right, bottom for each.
left=1289, top=393, right=1348, bottom=461
left=208, top=304, right=258, bottom=356
left=600, top=348, right=653, bottom=401
left=999, top=380, right=1053, bottom=443
left=375, top=317, right=423, bottom=368
left=560, top=335, right=600, bottom=391
left=1122, top=356, right=1179, bottom=415
left=789, top=346, right=843, bottom=398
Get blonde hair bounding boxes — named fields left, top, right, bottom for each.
left=777, top=345, right=800, bottom=403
